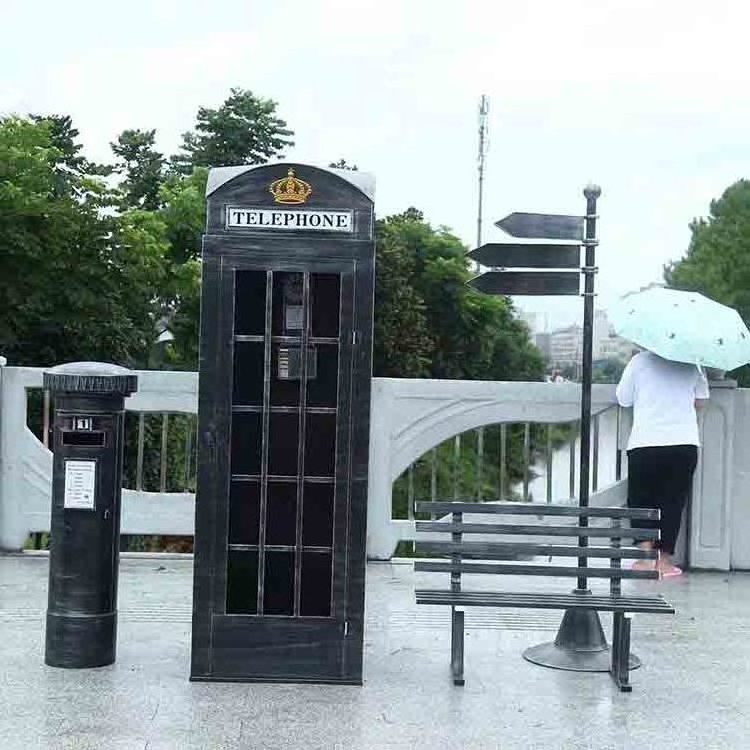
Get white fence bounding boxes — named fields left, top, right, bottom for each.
left=1, top=361, right=747, bottom=569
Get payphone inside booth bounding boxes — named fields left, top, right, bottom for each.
left=191, top=164, right=375, bottom=683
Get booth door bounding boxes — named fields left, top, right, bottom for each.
left=210, top=264, right=359, bottom=681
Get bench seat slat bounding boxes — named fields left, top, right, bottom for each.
left=414, top=560, right=659, bottom=580
left=415, top=501, right=660, bottom=521
left=415, top=589, right=675, bottom=614
left=415, top=541, right=658, bottom=560
left=415, top=521, right=660, bottom=540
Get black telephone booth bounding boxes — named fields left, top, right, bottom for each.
left=190, top=163, right=375, bottom=684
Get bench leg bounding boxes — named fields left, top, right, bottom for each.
left=451, top=607, right=465, bottom=686
left=610, top=612, right=632, bottom=692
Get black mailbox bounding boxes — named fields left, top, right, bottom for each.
left=43, top=362, right=137, bottom=668
left=191, top=163, right=375, bottom=684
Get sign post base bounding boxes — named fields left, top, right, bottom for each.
left=523, top=605, right=641, bottom=672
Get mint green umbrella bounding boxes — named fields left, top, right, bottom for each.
left=609, top=286, right=750, bottom=371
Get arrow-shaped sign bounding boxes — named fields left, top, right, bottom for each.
left=496, top=212, right=584, bottom=241
left=469, top=271, right=580, bottom=296
left=468, top=243, right=580, bottom=269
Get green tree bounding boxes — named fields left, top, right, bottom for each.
left=373, top=217, right=434, bottom=377
left=665, top=179, right=750, bottom=382
left=30, top=114, right=106, bottom=189
left=111, top=128, right=165, bottom=210
left=375, top=209, right=544, bottom=382
left=0, top=116, right=167, bottom=366
left=173, top=88, right=294, bottom=171
left=328, top=159, right=358, bottom=170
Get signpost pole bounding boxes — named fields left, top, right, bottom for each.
left=471, top=187, right=641, bottom=673
left=576, top=183, right=601, bottom=591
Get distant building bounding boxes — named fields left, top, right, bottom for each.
left=549, top=323, right=583, bottom=376
left=534, top=332, right=551, bottom=361
left=519, top=311, right=548, bottom=336
left=597, top=334, right=636, bottom=362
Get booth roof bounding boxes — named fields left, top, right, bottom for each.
left=205, top=162, right=376, bottom=203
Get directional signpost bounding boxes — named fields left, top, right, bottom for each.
left=469, top=270, right=580, bottom=296
left=495, top=211, right=583, bottom=241
left=469, top=185, right=620, bottom=674
left=468, top=243, right=581, bottom=269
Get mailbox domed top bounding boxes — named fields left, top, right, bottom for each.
left=43, top=362, right=138, bottom=395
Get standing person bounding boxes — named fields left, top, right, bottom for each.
left=615, top=350, right=709, bottom=577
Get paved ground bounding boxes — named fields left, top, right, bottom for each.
left=1, top=553, right=749, bottom=750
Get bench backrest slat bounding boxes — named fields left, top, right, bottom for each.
left=413, top=501, right=662, bottom=594
left=415, top=541, right=658, bottom=560
left=415, top=501, right=659, bottom=521
left=415, top=521, right=659, bottom=541
left=414, top=560, right=659, bottom=581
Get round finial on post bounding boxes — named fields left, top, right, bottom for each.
left=584, top=183, right=602, bottom=200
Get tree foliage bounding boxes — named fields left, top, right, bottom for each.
left=172, top=88, right=294, bottom=172
left=665, top=179, right=750, bottom=382
left=374, top=209, right=544, bottom=382
left=0, top=116, right=166, bottom=366
left=111, top=128, right=165, bottom=210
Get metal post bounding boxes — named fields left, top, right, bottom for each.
left=592, top=413, right=600, bottom=493
left=615, top=407, right=623, bottom=481
left=499, top=424, right=507, bottom=501
left=453, top=434, right=461, bottom=500
left=407, top=463, right=415, bottom=520
left=136, top=413, right=145, bottom=491
left=160, top=413, right=169, bottom=493
left=476, top=427, right=484, bottom=501
left=569, top=422, right=577, bottom=499
left=576, top=184, right=600, bottom=591
left=546, top=424, right=553, bottom=504
left=43, top=389, right=51, bottom=449
left=476, top=95, right=490, bottom=252
left=523, top=423, right=531, bottom=502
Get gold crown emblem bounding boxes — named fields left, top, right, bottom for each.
left=269, top=168, right=312, bottom=204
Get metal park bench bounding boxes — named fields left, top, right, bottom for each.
left=413, top=501, right=675, bottom=692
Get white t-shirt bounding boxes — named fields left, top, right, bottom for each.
left=616, top=351, right=710, bottom=450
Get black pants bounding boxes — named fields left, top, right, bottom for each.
left=627, top=445, right=698, bottom=554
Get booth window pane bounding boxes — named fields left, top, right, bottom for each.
left=234, top=271, right=267, bottom=335
left=266, top=482, right=298, bottom=547
left=302, top=482, right=334, bottom=547
left=268, top=413, right=299, bottom=477
left=231, top=413, right=262, bottom=476
left=305, top=413, right=337, bottom=477
left=229, top=481, right=260, bottom=545
left=272, top=272, right=304, bottom=337
left=263, top=552, right=295, bottom=615
left=300, top=551, right=332, bottom=617
left=310, top=274, right=340, bottom=338
left=226, top=550, right=258, bottom=614
left=233, top=342, right=264, bottom=406
left=306, top=345, right=338, bottom=408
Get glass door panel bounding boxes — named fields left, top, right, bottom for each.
left=226, top=268, right=344, bottom=618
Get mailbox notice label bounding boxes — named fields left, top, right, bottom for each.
left=64, top=460, right=96, bottom=510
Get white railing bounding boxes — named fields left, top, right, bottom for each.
left=1, top=361, right=747, bottom=569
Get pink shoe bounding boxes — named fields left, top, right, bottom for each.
left=659, top=565, right=683, bottom=579
left=624, top=559, right=656, bottom=572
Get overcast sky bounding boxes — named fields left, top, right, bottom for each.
left=3, top=0, right=748, bottom=329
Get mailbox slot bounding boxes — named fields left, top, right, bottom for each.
left=62, top=431, right=106, bottom=448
